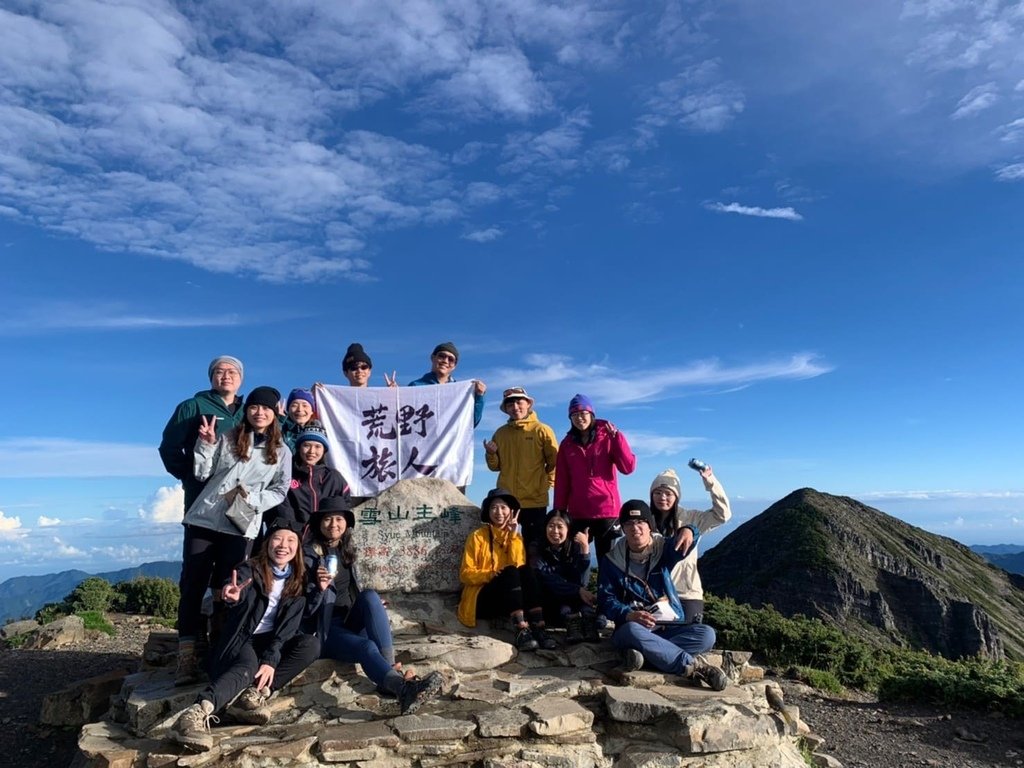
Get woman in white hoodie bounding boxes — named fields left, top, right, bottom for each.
left=648, top=465, right=731, bottom=624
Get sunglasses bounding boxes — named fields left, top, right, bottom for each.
left=434, top=354, right=457, bottom=364
left=348, top=364, right=371, bottom=371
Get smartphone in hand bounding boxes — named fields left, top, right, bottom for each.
left=687, top=458, right=708, bottom=472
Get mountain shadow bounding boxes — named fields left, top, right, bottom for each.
left=700, top=488, right=1024, bottom=660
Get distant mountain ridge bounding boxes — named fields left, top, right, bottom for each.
left=970, top=544, right=1024, bottom=556
left=700, top=488, right=1024, bottom=661
left=0, top=561, right=181, bottom=624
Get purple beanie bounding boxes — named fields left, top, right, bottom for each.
left=287, top=388, right=315, bottom=409
left=568, top=394, right=595, bottom=415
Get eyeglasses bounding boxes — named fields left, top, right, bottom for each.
left=212, top=368, right=240, bottom=378
left=348, top=364, right=370, bottom=371
left=652, top=489, right=675, bottom=498
left=434, top=354, right=457, bottom=364
left=569, top=411, right=591, bottom=419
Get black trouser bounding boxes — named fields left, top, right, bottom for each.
left=475, top=565, right=544, bottom=619
left=178, top=525, right=252, bottom=640
left=518, top=507, right=547, bottom=553
left=201, top=631, right=321, bottom=711
left=540, top=593, right=592, bottom=626
left=570, top=518, right=620, bottom=560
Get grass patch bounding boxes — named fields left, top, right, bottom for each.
left=77, top=610, right=115, bottom=636
left=148, top=616, right=177, bottom=629
left=3, top=633, right=31, bottom=649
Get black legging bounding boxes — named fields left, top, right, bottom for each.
left=203, top=631, right=320, bottom=710
left=475, top=565, right=544, bottom=619
left=570, top=518, right=620, bottom=560
left=178, top=525, right=252, bottom=639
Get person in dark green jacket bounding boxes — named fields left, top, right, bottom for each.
left=159, top=356, right=247, bottom=513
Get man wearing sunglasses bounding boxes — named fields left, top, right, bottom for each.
left=407, top=341, right=486, bottom=427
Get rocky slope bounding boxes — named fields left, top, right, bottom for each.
left=700, top=488, right=1024, bottom=660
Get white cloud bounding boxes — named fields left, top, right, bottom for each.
left=705, top=202, right=804, bottom=221
left=995, top=163, right=1024, bottom=181
left=462, top=227, right=504, bottom=243
left=37, top=516, right=61, bottom=527
left=0, top=438, right=164, bottom=478
left=627, top=432, right=703, bottom=457
left=637, top=60, right=744, bottom=142
left=0, top=301, right=246, bottom=335
left=997, top=118, right=1024, bottom=143
left=950, top=83, right=998, bottom=119
left=485, top=352, right=833, bottom=407
left=140, top=485, right=185, bottom=524
left=859, top=490, right=1024, bottom=502
left=499, top=110, right=591, bottom=175
left=53, top=537, right=84, bottom=557
left=0, top=511, right=23, bottom=535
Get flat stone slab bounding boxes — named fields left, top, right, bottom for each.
left=320, top=720, right=400, bottom=752
left=526, top=696, right=595, bottom=736
left=400, top=633, right=516, bottom=673
left=474, top=707, right=530, bottom=737
left=392, top=713, right=477, bottom=742
left=604, top=686, right=677, bottom=722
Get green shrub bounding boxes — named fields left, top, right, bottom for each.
left=115, top=577, right=179, bottom=618
left=3, top=632, right=31, bottom=649
left=66, top=577, right=118, bottom=613
left=35, top=602, right=67, bottom=624
left=77, top=610, right=115, bottom=636
left=705, top=592, right=1024, bottom=713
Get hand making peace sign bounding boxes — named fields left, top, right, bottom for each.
left=222, top=569, right=253, bottom=604
left=198, top=414, right=218, bottom=444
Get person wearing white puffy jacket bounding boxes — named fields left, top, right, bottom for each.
left=648, top=465, right=731, bottom=624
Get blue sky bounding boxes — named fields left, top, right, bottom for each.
left=1, top=0, right=1023, bottom=581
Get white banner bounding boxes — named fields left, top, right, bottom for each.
left=314, top=381, right=476, bottom=497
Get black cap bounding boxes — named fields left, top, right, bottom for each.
left=266, top=514, right=304, bottom=536
left=343, top=343, right=372, bottom=371
left=432, top=341, right=459, bottom=362
left=245, top=386, right=281, bottom=411
left=618, top=499, right=656, bottom=528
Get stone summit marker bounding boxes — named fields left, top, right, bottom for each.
left=352, top=477, right=478, bottom=593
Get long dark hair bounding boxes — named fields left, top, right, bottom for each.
left=649, top=494, right=679, bottom=537
left=231, top=414, right=284, bottom=463
left=249, top=530, right=305, bottom=598
left=309, top=514, right=357, bottom=567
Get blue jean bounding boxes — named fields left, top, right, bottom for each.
left=321, top=590, right=393, bottom=687
left=611, top=620, right=716, bottom=675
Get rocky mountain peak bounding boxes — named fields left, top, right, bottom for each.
left=701, top=488, right=1024, bottom=660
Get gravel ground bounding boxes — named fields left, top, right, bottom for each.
left=2, top=618, right=1023, bottom=768
left=785, top=679, right=1024, bottom=768
left=0, top=615, right=151, bottom=768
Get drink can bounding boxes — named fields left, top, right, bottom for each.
left=325, top=554, right=339, bottom=578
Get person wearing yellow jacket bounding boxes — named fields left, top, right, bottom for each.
left=483, top=387, right=558, bottom=551
left=457, top=488, right=556, bottom=651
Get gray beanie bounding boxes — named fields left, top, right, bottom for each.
left=208, top=355, right=244, bottom=380
left=649, top=468, right=681, bottom=501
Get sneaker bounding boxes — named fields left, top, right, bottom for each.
left=531, top=625, right=558, bottom=651
left=399, top=671, right=443, bottom=715
left=595, top=614, right=614, bottom=632
left=564, top=613, right=585, bottom=645
left=170, top=701, right=217, bottom=752
left=581, top=612, right=601, bottom=643
left=174, top=647, right=202, bottom=687
left=688, top=656, right=728, bottom=691
left=620, top=648, right=644, bottom=672
left=225, top=686, right=272, bottom=725
left=514, top=626, right=539, bottom=651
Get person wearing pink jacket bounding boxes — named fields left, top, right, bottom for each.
left=553, top=394, right=637, bottom=561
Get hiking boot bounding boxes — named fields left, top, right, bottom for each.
left=170, top=700, right=217, bottom=752
left=687, top=656, right=728, bottom=692
left=564, top=613, right=585, bottom=645
left=595, top=614, right=614, bottom=633
left=225, top=686, right=272, bottom=724
left=513, top=625, right=539, bottom=651
left=399, top=671, right=443, bottom=714
left=174, top=646, right=202, bottom=687
left=581, top=612, right=601, bottom=643
left=531, top=625, right=558, bottom=651
left=620, top=648, right=644, bottom=672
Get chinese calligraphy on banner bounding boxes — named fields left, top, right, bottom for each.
left=315, top=381, right=476, bottom=497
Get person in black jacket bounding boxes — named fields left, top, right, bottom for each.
left=529, top=509, right=599, bottom=644
left=303, top=496, right=442, bottom=714
left=168, top=517, right=320, bottom=753
left=286, top=421, right=349, bottom=524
